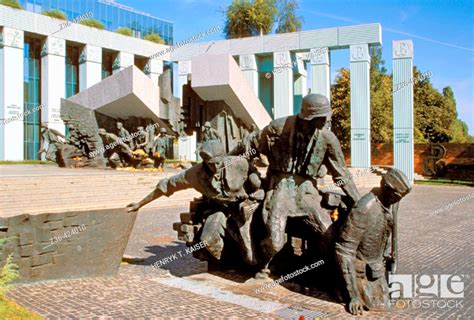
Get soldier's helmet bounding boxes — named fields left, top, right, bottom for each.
left=298, top=94, right=331, bottom=120
left=382, top=168, right=412, bottom=197
left=160, top=128, right=167, bottom=133
left=199, top=140, right=225, bottom=163
left=204, top=121, right=212, bottom=128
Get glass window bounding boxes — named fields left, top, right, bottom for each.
left=23, top=37, right=42, bottom=160
left=65, top=45, right=79, bottom=98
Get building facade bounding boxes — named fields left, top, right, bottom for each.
left=19, top=0, right=173, bottom=44
left=0, top=2, right=414, bottom=181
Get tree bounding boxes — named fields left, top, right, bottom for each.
left=331, top=48, right=472, bottom=148
left=116, top=27, right=132, bottom=37
left=330, top=68, right=351, bottom=149
left=330, top=47, right=393, bottom=148
left=144, top=33, right=164, bottom=44
left=42, top=9, right=67, bottom=20
left=79, top=19, right=105, bottom=30
left=369, top=47, right=392, bottom=144
left=275, top=0, right=303, bottom=33
left=224, top=0, right=277, bottom=39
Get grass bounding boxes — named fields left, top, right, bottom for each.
left=416, top=179, right=474, bottom=187
left=144, top=33, right=164, bottom=44
left=0, top=0, right=22, bottom=9
left=0, top=160, right=55, bottom=165
left=115, top=27, right=132, bottom=36
left=41, top=9, right=67, bottom=20
left=0, top=297, right=43, bottom=319
left=79, top=18, right=105, bottom=30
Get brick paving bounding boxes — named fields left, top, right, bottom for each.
left=7, top=184, right=474, bottom=319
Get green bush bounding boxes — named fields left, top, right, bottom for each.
left=42, top=9, right=67, bottom=20
left=144, top=33, right=164, bottom=44
left=0, top=0, right=22, bottom=9
left=115, top=27, right=132, bottom=36
left=79, top=18, right=105, bottom=30
left=0, top=254, right=19, bottom=297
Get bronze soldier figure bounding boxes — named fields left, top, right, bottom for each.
left=335, top=168, right=412, bottom=315
left=201, top=121, right=223, bottom=143
left=117, top=122, right=134, bottom=149
left=98, top=128, right=133, bottom=168
left=135, top=126, right=150, bottom=153
left=39, top=126, right=67, bottom=165
left=152, top=128, right=168, bottom=169
left=231, top=93, right=361, bottom=278
left=127, top=140, right=264, bottom=265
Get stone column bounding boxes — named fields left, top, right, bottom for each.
left=79, top=44, right=102, bottom=91
left=177, top=60, right=191, bottom=100
left=310, top=47, right=330, bottom=101
left=293, top=53, right=307, bottom=114
left=41, top=36, right=66, bottom=134
left=273, top=51, right=293, bottom=119
left=0, top=28, right=24, bottom=160
left=239, top=54, right=259, bottom=96
left=350, top=44, right=371, bottom=168
left=112, top=52, right=134, bottom=74
left=393, top=40, right=414, bottom=183
left=145, top=58, right=163, bottom=87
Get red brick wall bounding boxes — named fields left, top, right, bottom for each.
left=343, top=143, right=474, bottom=175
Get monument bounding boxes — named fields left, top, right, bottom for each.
left=129, top=93, right=412, bottom=315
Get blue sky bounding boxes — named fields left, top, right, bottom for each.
left=120, top=0, right=473, bottom=134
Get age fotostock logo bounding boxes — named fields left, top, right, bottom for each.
left=389, top=274, right=466, bottom=309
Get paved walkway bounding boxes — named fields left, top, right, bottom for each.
left=7, top=184, right=474, bottom=319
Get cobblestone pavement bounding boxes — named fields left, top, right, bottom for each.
left=8, top=184, right=473, bottom=319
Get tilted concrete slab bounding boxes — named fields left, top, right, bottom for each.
left=68, top=66, right=161, bottom=122
left=191, top=54, right=272, bottom=129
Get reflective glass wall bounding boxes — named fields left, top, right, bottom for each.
left=66, top=45, right=79, bottom=98
left=20, top=0, right=173, bottom=45
left=24, top=37, right=42, bottom=160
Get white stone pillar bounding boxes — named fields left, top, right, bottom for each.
left=393, top=40, right=414, bottom=183
left=293, top=53, right=307, bottom=114
left=112, top=52, right=134, bottom=74
left=239, top=54, right=259, bottom=96
left=79, top=44, right=102, bottom=91
left=41, top=36, right=66, bottom=134
left=0, top=28, right=24, bottom=160
left=350, top=44, right=371, bottom=168
left=273, top=51, right=293, bottom=119
left=310, top=47, right=330, bottom=101
left=178, top=132, right=197, bottom=161
left=145, top=58, right=163, bottom=87
left=177, top=60, right=191, bottom=100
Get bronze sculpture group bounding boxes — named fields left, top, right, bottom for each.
left=126, top=93, right=412, bottom=315
left=40, top=119, right=171, bottom=169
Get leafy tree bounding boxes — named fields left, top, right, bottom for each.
left=224, top=0, right=277, bottom=39
left=275, top=0, right=303, bottom=33
left=0, top=0, right=22, bottom=9
left=42, top=9, right=67, bottom=20
left=144, top=33, right=164, bottom=44
left=115, top=27, right=132, bottom=36
left=331, top=50, right=472, bottom=148
left=79, top=18, right=105, bottom=30
left=330, top=48, right=393, bottom=148
left=253, top=0, right=277, bottom=35
left=330, top=68, right=351, bottom=149
left=369, top=47, right=392, bottom=144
